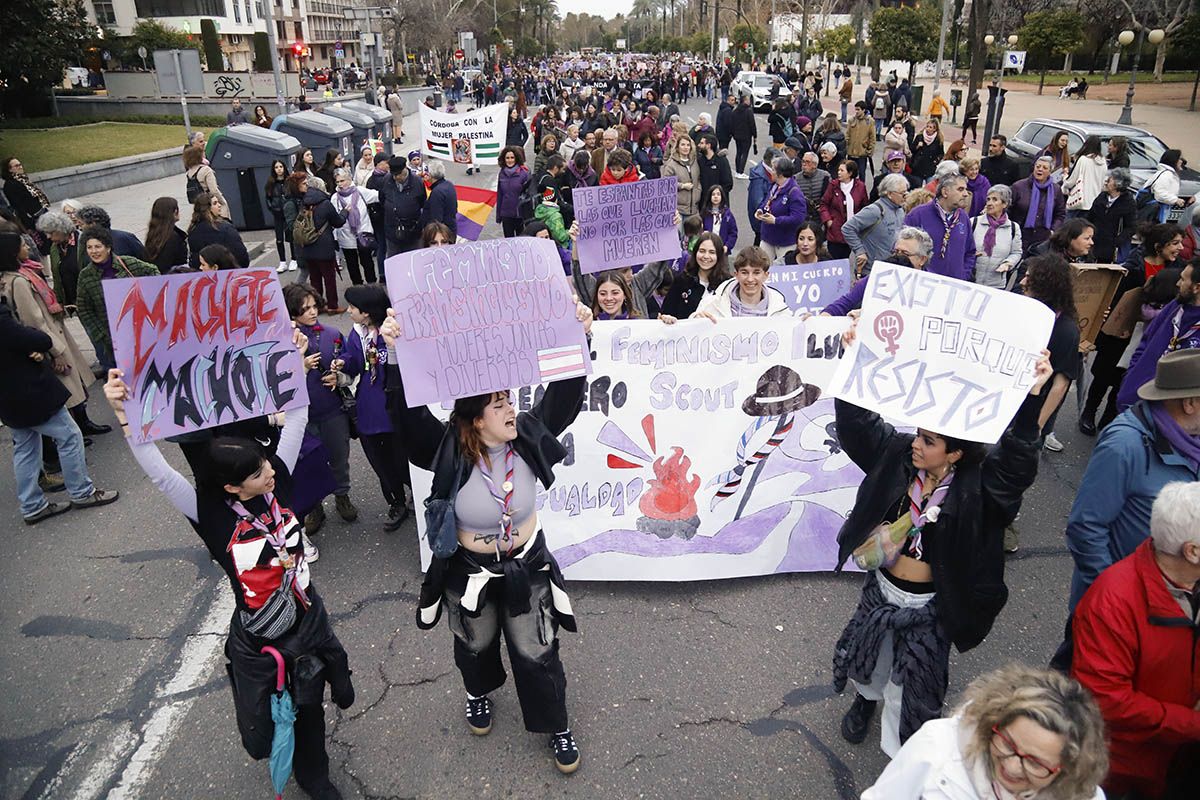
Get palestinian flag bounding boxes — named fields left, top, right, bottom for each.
left=426, top=139, right=451, bottom=157
left=456, top=184, right=498, bottom=242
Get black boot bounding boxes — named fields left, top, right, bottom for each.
left=840, top=694, right=877, bottom=744
left=71, top=404, right=112, bottom=435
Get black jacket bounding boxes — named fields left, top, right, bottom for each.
left=420, top=178, right=458, bottom=237
left=833, top=395, right=1043, bottom=652
left=1086, top=190, right=1137, bottom=264
left=730, top=103, right=757, bottom=142
left=0, top=302, right=69, bottom=427
left=715, top=103, right=735, bottom=144
left=149, top=226, right=189, bottom=272
left=980, top=153, right=1020, bottom=188
left=380, top=170, right=427, bottom=245
left=697, top=151, right=733, bottom=201
left=2, top=178, right=47, bottom=230
left=660, top=272, right=714, bottom=319
left=299, top=186, right=346, bottom=261
left=187, top=220, right=250, bottom=270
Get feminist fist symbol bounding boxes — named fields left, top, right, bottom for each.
left=873, top=311, right=904, bottom=356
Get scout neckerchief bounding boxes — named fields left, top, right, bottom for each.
left=904, top=468, right=954, bottom=560
left=477, top=444, right=517, bottom=558
left=227, top=493, right=311, bottom=609
left=1168, top=305, right=1200, bottom=351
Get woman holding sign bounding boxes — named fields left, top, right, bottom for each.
left=832, top=319, right=1054, bottom=758
left=381, top=298, right=593, bottom=776
left=101, top=334, right=355, bottom=800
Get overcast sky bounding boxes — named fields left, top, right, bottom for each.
left=557, top=0, right=634, bottom=19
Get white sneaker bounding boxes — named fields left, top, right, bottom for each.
left=1043, top=433, right=1064, bottom=452
left=287, top=260, right=298, bottom=271
left=302, top=532, right=320, bottom=562
left=735, top=172, right=749, bottom=179
left=277, top=261, right=288, bottom=273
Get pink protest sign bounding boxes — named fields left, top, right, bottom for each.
left=573, top=176, right=682, bottom=274
left=102, top=269, right=307, bottom=443
left=384, top=237, right=591, bottom=407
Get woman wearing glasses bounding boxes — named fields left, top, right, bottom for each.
left=863, top=664, right=1107, bottom=799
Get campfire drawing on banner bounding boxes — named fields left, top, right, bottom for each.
left=597, top=414, right=703, bottom=540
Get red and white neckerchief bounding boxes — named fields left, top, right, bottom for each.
left=227, top=493, right=310, bottom=609
left=477, top=444, right=517, bottom=558
left=1168, top=305, right=1200, bottom=352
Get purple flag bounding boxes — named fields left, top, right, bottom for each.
left=102, top=269, right=306, bottom=444
left=384, top=237, right=592, bottom=408
left=573, top=176, right=682, bottom=274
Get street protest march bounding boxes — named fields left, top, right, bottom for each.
left=413, top=315, right=859, bottom=580
left=830, top=262, right=1054, bottom=443
left=573, top=176, right=683, bottom=273
left=101, top=269, right=307, bottom=443
left=384, top=237, right=591, bottom=407
left=419, top=103, right=506, bottom=165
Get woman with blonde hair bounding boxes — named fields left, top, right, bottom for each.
left=662, top=135, right=702, bottom=217
left=863, top=664, right=1107, bottom=799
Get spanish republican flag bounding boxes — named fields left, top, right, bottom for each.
left=456, top=184, right=497, bottom=242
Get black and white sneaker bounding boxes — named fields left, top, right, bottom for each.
left=550, top=730, right=580, bottom=774
left=466, top=695, right=492, bottom=735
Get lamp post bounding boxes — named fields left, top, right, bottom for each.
left=980, top=33, right=1018, bottom=147
left=1117, top=28, right=1165, bottom=125
left=850, top=35, right=858, bottom=84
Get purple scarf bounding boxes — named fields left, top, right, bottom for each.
left=336, top=185, right=362, bottom=232
left=1151, top=402, right=1200, bottom=470
left=982, top=212, right=1009, bottom=257
left=596, top=311, right=631, bottom=320
left=1025, top=178, right=1055, bottom=230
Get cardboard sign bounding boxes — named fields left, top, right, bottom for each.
left=573, top=177, right=682, bottom=274
left=768, top=259, right=853, bottom=314
left=413, top=316, right=863, bottom=580
left=1071, top=262, right=1127, bottom=350
left=419, top=103, right=505, bottom=165
left=384, top=237, right=591, bottom=407
left=102, top=269, right=306, bottom=444
left=829, top=263, right=1054, bottom=443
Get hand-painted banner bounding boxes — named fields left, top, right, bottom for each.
left=573, top=176, right=682, bottom=274
left=419, top=103, right=506, bottom=165
left=768, top=259, right=853, bottom=314
left=384, top=237, right=591, bottom=408
left=102, top=269, right=306, bottom=444
left=829, top=263, right=1054, bottom=443
left=413, top=316, right=863, bottom=581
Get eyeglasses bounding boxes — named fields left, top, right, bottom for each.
left=990, top=725, right=1061, bottom=780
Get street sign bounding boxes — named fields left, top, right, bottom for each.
left=137, top=45, right=148, bottom=59
left=335, top=47, right=345, bottom=59
left=616, top=38, right=626, bottom=49
left=719, top=36, right=729, bottom=52
left=454, top=49, right=465, bottom=59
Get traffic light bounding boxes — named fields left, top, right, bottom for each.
left=293, top=41, right=305, bottom=57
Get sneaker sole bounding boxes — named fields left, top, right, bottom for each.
left=71, top=495, right=119, bottom=510
left=24, top=505, right=71, bottom=525
left=555, top=754, right=580, bottom=774
left=468, top=722, right=492, bottom=736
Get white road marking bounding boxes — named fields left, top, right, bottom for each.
left=68, top=724, right=137, bottom=800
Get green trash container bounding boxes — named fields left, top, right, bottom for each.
left=911, top=84, right=925, bottom=116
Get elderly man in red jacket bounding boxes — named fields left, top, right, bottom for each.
left=1072, top=480, right=1200, bottom=800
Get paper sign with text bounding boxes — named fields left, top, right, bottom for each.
left=103, top=269, right=306, bottom=444
left=768, top=259, right=853, bottom=314
left=384, top=237, right=591, bottom=407
left=412, top=316, right=863, bottom=580
left=829, top=263, right=1054, bottom=443
left=573, top=176, right=682, bottom=274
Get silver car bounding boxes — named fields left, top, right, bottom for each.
left=732, top=71, right=788, bottom=112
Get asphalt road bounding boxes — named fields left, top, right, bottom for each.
left=0, top=94, right=1093, bottom=800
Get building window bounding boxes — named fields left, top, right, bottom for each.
left=93, top=0, right=117, bottom=24
left=245, top=0, right=252, bottom=21
left=232, top=0, right=240, bottom=21
left=135, top=0, right=227, bottom=15
left=320, top=45, right=327, bottom=59
left=294, top=20, right=303, bottom=38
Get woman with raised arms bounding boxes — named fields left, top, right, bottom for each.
left=380, top=296, right=593, bottom=775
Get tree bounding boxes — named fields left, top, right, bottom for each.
left=1119, top=0, right=1192, bottom=81
left=200, top=18, right=223, bottom=71
left=730, top=23, right=767, bottom=60
left=122, top=19, right=202, bottom=66
left=0, top=0, right=94, bottom=116
left=813, top=23, right=854, bottom=62
left=870, top=6, right=939, bottom=80
left=1016, top=9, right=1086, bottom=94
left=1173, top=11, right=1200, bottom=109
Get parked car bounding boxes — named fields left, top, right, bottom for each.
left=1005, top=118, right=1200, bottom=222
left=312, top=68, right=332, bottom=85
left=731, top=71, right=788, bottom=112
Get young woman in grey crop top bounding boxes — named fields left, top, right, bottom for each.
left=383, top=299, right=592, bottom=776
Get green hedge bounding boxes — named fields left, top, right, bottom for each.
left=0, top=114, right=226, bottom=130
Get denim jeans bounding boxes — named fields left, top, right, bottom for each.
left=12, top=406, right=94, bottom=516
left=840, top=101, right=849, bottom=122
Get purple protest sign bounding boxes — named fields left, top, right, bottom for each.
left=767, top=259, right=853, bottom=314
left=573, top=176, right=682, bottom=274
left=102, top=269, right=306, bottom=444
left=384, top=237, right=592, bottom=408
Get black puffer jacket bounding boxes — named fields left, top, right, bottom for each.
left=833, top=395, right=1043, bottom=652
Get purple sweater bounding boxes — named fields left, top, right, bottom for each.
left=1117, top=300, right=1200, bottom=410
left=703, top=207, right=739, bottom=253
left=823, top=276, right=867, bottom=316
left=759, top=177, right=808, bottom=247
left=904, top=201, right=976, bottom=280
left=340, top=327, right=392, bottom=435
left=299, top=322, right=345, bottom=423
left=496, top=165, right=530, bottom=219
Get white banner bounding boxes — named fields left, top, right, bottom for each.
left=419, top=103, right=506, bottom=166
left=414, top=317, right=863, bottom=581
left=829, top=263, right=1053, bottom=444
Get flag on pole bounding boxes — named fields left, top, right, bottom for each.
left=455, top=184, right=497, bottom=241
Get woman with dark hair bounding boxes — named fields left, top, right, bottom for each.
left=590, top=270, right=642, bottom=320
left=143, top=197, right=188, bottom=272
left=1038, top=130, right=1072, bottom=184
left=909, top=119, right=945, bottom=182
left=380, top=298, right=594, bottom=775
left=284, top=282, right=358, bottom=533
left=564, top=150, right=597, bottom=192
left=333, top=283, right=411, bottom=531
left=496, top=146, right=531, bottom=239
left=1064, top=135, right=1107, bottom=217
left=660, top=231, right=731, bottom=319
left=833, top=317, right=1053, bottom=756
left=768, top=98, right=792, bottom=146
left=266, top=159, right=297, bottom=273
left=633, top=130, right=663, bottom=180
left=821, top=160, right=869, bottom=260
left=1021, top=255, right=1080, bottom=454
left=75, top=226, right=159, bottom=370
left=1143, top=148, right=1195, bottom=221
left=700, top=184, right=738, bottom=253
left=1107, top=136, right=1130, bottom=170
left=506, top=106, right=529, bottom=148
left=197, top=243, right=239, bottom=271
left=283, top=172, right=310, bottom=283
left=2, top=156, right=50, bottom=232
left=780, top=220, right=831, bottom=265
left=253, top=104, right=272, bottom=128
left=186, top=192, right=250, bottom=270
left=102, top=344, right=354, bottom=800
left=1033, top=218, right=1095, bottom=262
left=1086, top=168, right=1136, bottom=263
left=297, top=148, right=319, bottom=179
left=315, top=149, right=344, bottom=194
left=421, top=221, right=454, bottom=247
left=533, top=134, right=560, bottom=177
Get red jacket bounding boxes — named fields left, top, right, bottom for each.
left=819, top=178, right=869, bottom=245
left=599, top=166, right=640, bottom=186
left=1072, top=539, right=1200, bottom=798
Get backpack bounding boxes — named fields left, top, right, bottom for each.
left=185, top=168, right=204, bottom=203
left=292, top=206, right=327, bottom=246
left=874, top=94, right=887, bottom=112
left=517, top=178, right=540, bottom=223
left=1134, top=169, right=1168, bottom=223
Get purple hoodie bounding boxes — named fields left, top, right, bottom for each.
left=496, top=165, right=530, bottom=219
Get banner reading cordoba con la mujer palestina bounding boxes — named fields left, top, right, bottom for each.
left=419, top=103, right=506, bottom=166
left=102, top=269, right=306, bottom=444
left=413, top=316, right=866, bottom=581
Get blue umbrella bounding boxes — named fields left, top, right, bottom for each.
left=261, top=646, right=296, bottom=800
